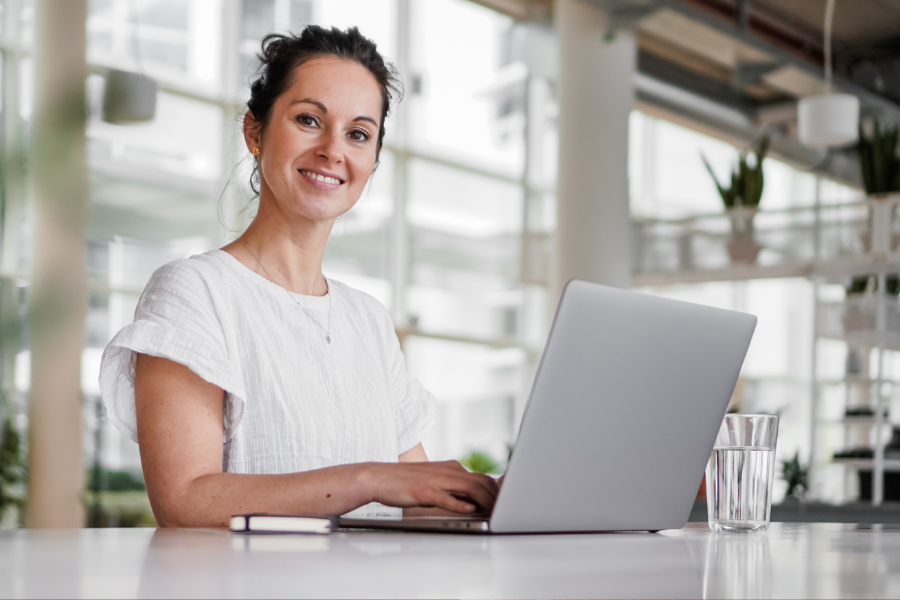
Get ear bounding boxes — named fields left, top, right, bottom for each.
left=243, top=110, right=262, bottom=154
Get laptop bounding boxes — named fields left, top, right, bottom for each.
left=340, top=280, right=757, bottom=534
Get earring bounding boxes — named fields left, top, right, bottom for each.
left=252, top=147, right=260, bottom=156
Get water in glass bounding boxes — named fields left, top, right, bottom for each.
left=707, top=446, right=775, bottom=532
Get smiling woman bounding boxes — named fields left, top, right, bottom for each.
left=98, top=26, right=499, bottom=528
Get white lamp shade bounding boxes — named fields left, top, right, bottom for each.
left=798, top=93, right=860, bottom=148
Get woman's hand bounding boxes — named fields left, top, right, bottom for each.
left=369, top=460, right=500, bottom=514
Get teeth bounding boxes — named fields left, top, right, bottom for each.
left=301, top=170, right=340, bottom=184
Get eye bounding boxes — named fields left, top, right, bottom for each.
left=348, top=129, right=371, bottom=143
left=296, top=113, right=319, bottom=127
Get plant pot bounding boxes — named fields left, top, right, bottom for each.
left=862, top=193, right=900, bottom=256
left=842, top=293, right=900, bottom=335
left=727, top=232, right=762, bottom=265
left=725, top=207, right=761, bottom=265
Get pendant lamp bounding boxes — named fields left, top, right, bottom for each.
left=797, top=0, right=859, bottom=148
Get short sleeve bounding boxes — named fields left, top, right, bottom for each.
left=99, top=260, right=246, bottom=443
left=376, top=307, right=436, bottom=454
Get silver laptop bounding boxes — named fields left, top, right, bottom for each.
left=340, top=280, right=757, bottom=534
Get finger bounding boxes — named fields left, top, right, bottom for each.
left=466, top=473, right=501, bottom=508
left=437, top=466, right=499, bottom=499
left=428, top=490, right=477, bottom=513
left=448, top=478, right=497, bottom=513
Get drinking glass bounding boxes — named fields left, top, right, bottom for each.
left=706, top=414, right=779, bottom=532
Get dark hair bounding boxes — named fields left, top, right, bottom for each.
left=246, top=26, right=403, bottom=194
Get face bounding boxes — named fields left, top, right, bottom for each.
left=245, top=56, right=382, bottom=224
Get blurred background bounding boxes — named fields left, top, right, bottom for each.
left=1, top=0, right=900, bottom=528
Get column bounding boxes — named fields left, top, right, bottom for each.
left=1, top=0, right=23, bottom=436
left=390, top=0, right=412, bottom=335
left=26, top=0, right=89, bottom=528
left=553, top=0, right=635, bottom=300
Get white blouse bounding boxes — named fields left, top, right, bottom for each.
left=99, top=249, right=436, bottom=517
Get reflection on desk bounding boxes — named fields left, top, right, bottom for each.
left=2, top=523, right=900, bottom=598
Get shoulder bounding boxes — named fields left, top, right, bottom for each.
left=138, top=251, right=239, bottom=322
left=329, top=279, right=393, bottom=326
left=145, top=250, right=233, bottom=294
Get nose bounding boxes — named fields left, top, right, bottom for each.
left=316, top=127, right=344, bottom=164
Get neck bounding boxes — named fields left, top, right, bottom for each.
left=225, top=189, right=335, bottom=296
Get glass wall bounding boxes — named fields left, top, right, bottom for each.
left=628, top=110, right=861, bottom=501
left=3, top=0, right=865, bottom=519
left=0, top=0, right=559, bottom=527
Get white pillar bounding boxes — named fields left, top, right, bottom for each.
left=390, top=0, right=412, bottom=334
left=554, top=0, right=635, bottom=300
left=26, top=0, right=89, bottom=528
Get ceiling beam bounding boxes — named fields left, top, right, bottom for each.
left=587, top=0, right=900, bottom=124
left=467, top=0, right=553, bottom=22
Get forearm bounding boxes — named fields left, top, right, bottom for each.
left=151, top=462, right=380, bottom=527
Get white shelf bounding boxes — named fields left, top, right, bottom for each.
left=819, top=416, right=891, bottom=425
left=832, top=458, right=900, bottom=472
left=815, top=327, right=900, bottom=352
left=816, top=377, right=895, bottom=386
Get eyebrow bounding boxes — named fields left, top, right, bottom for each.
left=353, top=115, right=378, bottom=127
left=290, top=97, right=378, bottom=129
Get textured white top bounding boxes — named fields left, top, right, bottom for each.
left=99, top=249, right=436, bottom=517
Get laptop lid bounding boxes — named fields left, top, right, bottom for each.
left=489, top=280, right=757, bottom=533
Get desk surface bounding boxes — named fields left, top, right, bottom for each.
left=2, top=522, right=900, bottom=598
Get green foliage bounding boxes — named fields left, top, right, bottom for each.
left=0, top=418, right=25, bottom=520
left=781, top=451, right=808, bottom=500
left=86, top=491, right=157, bottom=528
left=858, top=118, right=900, bottom=195
left=87, top=468, right=146, bottom=492
left=460, top=450, right=501, bottom=475
left=702, top=136, right=770, bottom=209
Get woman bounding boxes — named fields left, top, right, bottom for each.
left=99, top=25, right=499, bottom=527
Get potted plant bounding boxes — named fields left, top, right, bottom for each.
left=780, top=452, right=808, bottom=501
left=703, top=136, right=770, bottom=265
left=858, top=118, right=900, bottom=256
left=842, top=273, right=900, bottom=334
left=0, top=418, right=24, bottom=527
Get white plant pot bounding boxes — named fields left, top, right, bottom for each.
left=725, top=207, right=761, bottom=265
left=865, top=193, right=900, bottom=258
left=842, top=294, right=900, bottom=335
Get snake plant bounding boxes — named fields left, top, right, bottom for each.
left=858, top=118, right=900, bottom=195
left=702, top=136, right=770, bottom=209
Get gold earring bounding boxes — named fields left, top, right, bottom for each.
left=252, top=147, right=260, bottom=156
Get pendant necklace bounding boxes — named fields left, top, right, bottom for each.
left=239, top=240, right=332, bottom=344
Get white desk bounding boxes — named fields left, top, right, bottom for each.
left=1, top=522, right=900, bottom=598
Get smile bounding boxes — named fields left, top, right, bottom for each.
left=299, top=169, right=343, bottom=185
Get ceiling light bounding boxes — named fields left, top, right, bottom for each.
left=797, top=0, right=859, bottom=149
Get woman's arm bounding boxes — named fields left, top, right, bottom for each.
left=135, top=354, right=498, bottom=527
left=399, top=443, right=428, bottom=463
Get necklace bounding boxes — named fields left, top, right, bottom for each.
left=239, top=240, right=333, bottom=344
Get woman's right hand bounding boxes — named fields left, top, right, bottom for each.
left=369, top=460, right=500, bottom=514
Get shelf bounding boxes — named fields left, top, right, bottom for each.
left=819, top=417, right=892, bottom=426
left=832, top=458, right=900, bottom=472
left=816, top=329, right=900, bottom=352
left=816, top=377, right=896, bottom=386
left=845, top=330, right=900, bottom=352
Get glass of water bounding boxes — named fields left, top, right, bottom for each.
left=706, top=414, right=779, bottom=532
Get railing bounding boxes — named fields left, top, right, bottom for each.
left=632, top=195, right=900, bottom=285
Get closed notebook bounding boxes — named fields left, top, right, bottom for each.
left=230, top=513, right=338, bottom=534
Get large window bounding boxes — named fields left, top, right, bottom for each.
left=0, top=0, right=558, bottom=528
left=628, top=110, right=862, bottom=501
